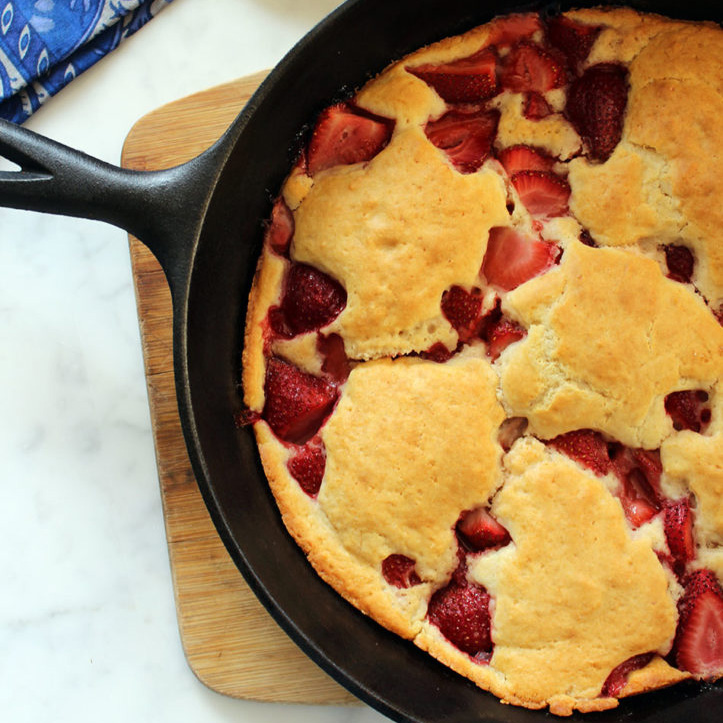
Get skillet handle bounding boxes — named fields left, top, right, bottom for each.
left=0, top=117, right=222, bottom=295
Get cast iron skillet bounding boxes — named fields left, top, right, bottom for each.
left=0, top=1, right=720, bottom=721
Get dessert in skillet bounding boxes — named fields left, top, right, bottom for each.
left=241, top=7, right=723, bottom=715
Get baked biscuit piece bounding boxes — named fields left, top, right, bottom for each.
left=242, top=7, right=723, bottom=715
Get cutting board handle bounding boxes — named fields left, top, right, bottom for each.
left=0, top=117, right=225, bottom=301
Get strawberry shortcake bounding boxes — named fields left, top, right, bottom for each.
left=241, top=7, right=723, bottom=715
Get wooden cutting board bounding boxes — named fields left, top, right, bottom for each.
left=121, top=73, right=357, bottom=706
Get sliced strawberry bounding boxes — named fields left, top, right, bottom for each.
left=499, top=41, right=566, bottom=93
left=483, top=314, right=527, bottom=361
left=425, top=107, right=499, bottom=173
left=664, top=390, right=712, bottom=433
left=287, top=440, right=326, bottom=497
left=511, top=170, right=570, bottom=217
left=488, top=13, right=543, bottom=46
left=675, top=570, right=723, bottom=677
left=317, top=333, right=351, bottom=384
left=278, top=263, right=347, bottom=336
left=497, top=144, right=555, bottom=175
left=546, top=15, right=601, bottom=73
left=601, top=653, right=655, bottom=697
left=548, top=429, right=611, bottom=477
left=265, top=197, right=294, bottom=256
left=566, top=63, right=628, bottom=162
left=307, top=103, right=393, bottom=175
left=482, top=226, right=560, bottom=290
left=579, top=229, right=597, bottom=247
left=382, top=554, right=422, bottom=588
left=263, top=357, right=338, bottom=444
left=523, top=91, right=554, bottom=120
left=664, top=499, right=696, bottom=574
left=664, top=244, right=695, bottom=284
left=427, top=577, right=493, bottom=658
left=456, top=507, right=511, bottom=552
left=408, top=47, right=499, bottom=103
left=441, top=285, right=485, bottom=342
left=497, top=416, right=528, bottom=451
left=609, top=445, right=663, bottom=528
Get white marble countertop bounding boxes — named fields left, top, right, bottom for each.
left=0, top=1, right=387, bottom=721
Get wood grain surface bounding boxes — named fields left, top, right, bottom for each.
left=121, top=73, right=357, bottom=705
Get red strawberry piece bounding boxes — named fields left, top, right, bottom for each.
left=421, top=342, right=456, bottom=363
left=262, top=357, right=338, bottom=444
left=609, top=445, right=663, bottom=528
left=548, top=429, right=611, bottom=477
left=499, top=41, right=566, bottom=93
left=382, top=554, right=422, bottom=588
left=307, top=103, right=393, bottom=175
left=511, top=170, right=570, bottom=217
left=408, top=47, right=499, bottom=103
left=664, top=390, right=712, bottom=433
left=456, top=507, right=511, bottom=552
left=482, top=226, right=561, bottom=290
left=601, top=653, right=654, bottom=697
left=664, top=499, right=696, bottom=573
left=427, top=578, right=493, bottom=658
left=675, top=569, right=723, bottom=677
left=565, top=63, right=628, bottom=162
left=546, top=15, right=601, bottom=73
left=497, top=416, right=528, bottom=451
left=317, top=333, right=351, bottom=384
left=579, top=229, right=597, bottom=247
left=664, top=244, right=695, bottom=284
left=488, top=13, right=543, bottom=46
left=483, top=315, right=526, bottom=361
left=425, top=107, right=500, bottom=173
left=265, top=197, right=294, bottom=256
left=497, top=144, right=555, bottom=175
left=287, top=440, right=326, bottom=497
left=522, top=91, right=554, bottom=120
left=441, top=285, right=485, bottom=342
left=278, top=263, right=347, bottom=336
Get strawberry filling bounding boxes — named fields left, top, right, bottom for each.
left=610, top=445, right=663, bottom=529
left=477, top=299, right=528, bottom=361
left=440, top=285, right=485, bottom=342
left=522, top=91, right=554, bottom=120
left=673, top=569, right=723, bottom=677
left=511, top=170, right=570, bottom=217
left=456, top=507, right=511, bottom=552
left=548, top=429, right=611, bottom=477
left=287, top=439, right=326, bottom=497
left=663, top=498, right=696, bottom=576
left=499, top=41, right=566, bottom=94
left=427, top=574, right=493, bottom=659
left=273, top=263, right=347, bottom=337
left=487, top=13, right=543, bottom=47
left=424, top=107, right=500, bottom=174
left=545, top=15, right=601, bottom=73
left=307, top=103, right=394, bottom=176
left=382, top=554, right=422, bottom=588
left=262, top=357, right=339, bottom=444
left=317, top=333, right=351, bottom=384
left=664, top=245, right=695, bottom=284
left=497, top=144, right=556, bottom=176
left=565, top=63, right=628, bottom=162
left=600, top=653, right=654, bottom=697
left=664, top=390, right=712, bottom=433
left=408, top=47, right=499, bottom=103
left=482, top=226, right=561, bottom=290
left=265, top=197, right=294, bottom=256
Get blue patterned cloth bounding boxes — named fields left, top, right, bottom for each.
left=0, top=0, right=173, bottom=123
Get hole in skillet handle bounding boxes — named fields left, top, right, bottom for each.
left=0, top=115, right=231, bottom=303
left=202, top=1, right=722, bottom=722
